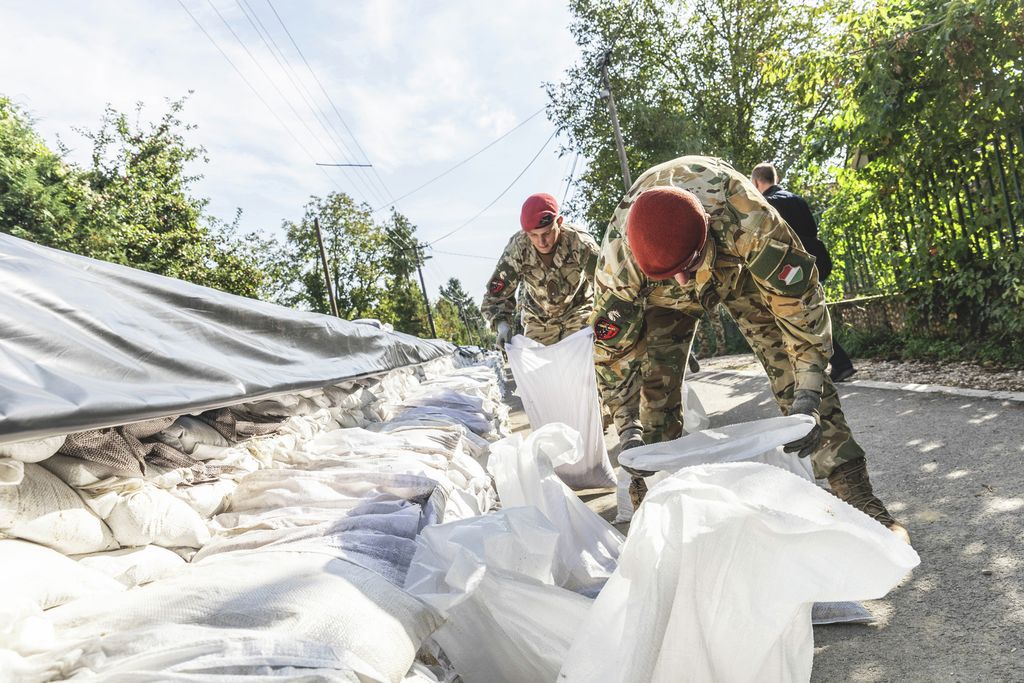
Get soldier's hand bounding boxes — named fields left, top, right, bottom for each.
left=495, top=321, right=512, bottom=349
left=618, top=427, right=655, bottom=477
left=783, top=389, right=823, bottom=458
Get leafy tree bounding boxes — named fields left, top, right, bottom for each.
left=272, top=195, right=438, bottom=334
left=438, top=277, right=492, bottom=346
left=276, top=192, right=387, bottom=316
left=1, top=95, right=270, bottom=299
left=0, top=97, right=101, bottom=253
left=379, top=211, right=430, bottom=337
left=548, top=0, right=832, bottom=238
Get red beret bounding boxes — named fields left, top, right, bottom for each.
left=626, top=186, right=709, bottom=280
left=520, top=193, right=559, bottom=232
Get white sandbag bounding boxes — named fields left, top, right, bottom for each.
left=613, top=467, right=670, bottom=525
left=169, top=478, right=237, bottom=518
left=152, top=416, right=233, bottom=458
left=0, top=596, right=55, bottom=657
left=405, top=508, right=592, bottom=683
left=102, top=483, right=211, bottom=548
left=614, top=415, right=816, bottom=523
left=74, top=545, right=187, bottom=588
left=487, top=425, right=623, bottom=596
left=0, top=463, right=118, bottom=554
left=682, top=381, right=710, bottom=432
left=618, top=414, right=817, bottom=474
left=0, top=459, right=23, bottom=486
left=0, top=539, right=125, bottom=611
left=40, top=454, right=129, bottom=488
left=31, top=551, right=442, bottom=682
left=505, top=329, right=615, bottom=489
left=0, top=435, right=67, bottom=463
left=560, top=463, right=920, bottom=683
left=812, top=601, right=874, bottom=625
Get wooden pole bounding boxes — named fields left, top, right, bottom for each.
left=313, top=217, right=339, bottom=317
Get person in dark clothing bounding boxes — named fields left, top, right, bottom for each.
left=751, top=163, right=855, bottom=382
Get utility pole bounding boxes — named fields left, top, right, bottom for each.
left=413, top=243, right=438, bottom=338
left=313, top=217, right=339, bottom=317
left=600, top=49, right=632, bottom=192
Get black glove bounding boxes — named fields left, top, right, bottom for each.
left=783, top=389, right=823, bottom=458
left=618, top=427, right=654, bottom=477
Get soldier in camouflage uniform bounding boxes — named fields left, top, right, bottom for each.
left=482, top=193, right=600, bottom=346
left=592, top=155, right=908, bottom=542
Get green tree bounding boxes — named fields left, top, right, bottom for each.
left=548, top=0, right=832, bottom=238
left=379, top=211, right=430, bottom=337
left=438, top=277, right=492, bottom=346
left=273, top=195, right=436, bottom=334
left=276, top=192, right=387, bottom=316
left=0, top=97, right=102, bottom=253
left=1, top=95, right=270, bottom=299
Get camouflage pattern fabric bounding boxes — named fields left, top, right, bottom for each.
left=482, top=223, right=600, bottom=345
left=591, top=155, right=861, bottom=478
left=694, top=305, right=727, bottom=357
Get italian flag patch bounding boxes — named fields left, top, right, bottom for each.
left=778, top=264, right=804, bottom=286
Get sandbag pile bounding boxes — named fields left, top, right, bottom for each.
left=404, top=417, right=920, bottom=683
left=0, top=353, right=506, bottom=682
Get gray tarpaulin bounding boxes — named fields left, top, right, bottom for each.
left=0, top=233, right=454, bottom=445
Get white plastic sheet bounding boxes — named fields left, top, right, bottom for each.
left=618, top=414, right=817, bottom=477
left=559, top=463, right=921, bottom=683
left=405, top=508, right=592, bottom=683
left=487, top=424, right=623, bottom=596
left=505, top=329, right=615, bottom=490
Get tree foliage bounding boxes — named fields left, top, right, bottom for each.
left=548, top=0, right=832, bottom=238
left=0, top=95, right=271, bottom=298
left=271, top=194, right=435, bottom=336
left=436, top=277, right=493, bottom=347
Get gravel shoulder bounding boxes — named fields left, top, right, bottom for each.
left=699, top=354, right=1024, bottom=393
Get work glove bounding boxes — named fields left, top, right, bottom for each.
left=783, top=389, right=823, bottom=458
left=495, top=321, right=512, bottom=349
left=618, top=427, right=654, bottom=477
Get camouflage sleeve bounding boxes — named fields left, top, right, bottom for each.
left=480, top=239, right=522, bottom=330
left=581, top=230, right=600, bottom=279
left=590, top=223, right=646, bottom=435
left=729, top=178, right=832, bottom=394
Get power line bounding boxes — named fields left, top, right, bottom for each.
left=431, top=248, right=498, bottom=261
left=204, top=0, right=388, bottom=208
left=233, top=0, right=392, bottom=209
left=264, top=0, right=401, bottom=211
left=178, top=0, right=413, bottom=256
left=428, top=128, right=558, bottom=246
left=175, top=0, right=327, bottom=169
left=372, top=107, right=547, bottom=212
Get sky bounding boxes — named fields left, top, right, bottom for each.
left=0, top=0, right=585, bottom=305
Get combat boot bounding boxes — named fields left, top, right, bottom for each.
left=828, top=457, right=911, bottom=545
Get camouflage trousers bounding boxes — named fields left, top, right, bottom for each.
left=601, top=296, right=863, bottom=479
left=693, top=305, right=727, bottom=357
left=523, top=310, right=590, bottom=346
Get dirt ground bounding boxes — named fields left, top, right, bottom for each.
left=505, top=356, right=1024, bottom=682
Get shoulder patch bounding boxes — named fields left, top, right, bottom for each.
left=748, top=238, right=816, bottom=296
left=594, top=317, right=621, bottom=341
left=488, top=279, right=506, bottom=295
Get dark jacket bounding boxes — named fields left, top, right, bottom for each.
left=762, top=185, right=833, bottom=281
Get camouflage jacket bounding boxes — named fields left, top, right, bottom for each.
left=592, top=155, right=832, bottom=396
left=481, top=223, right=600, bottom=328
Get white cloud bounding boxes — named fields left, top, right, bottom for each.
left=0, top=0, right=583, bottom=301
